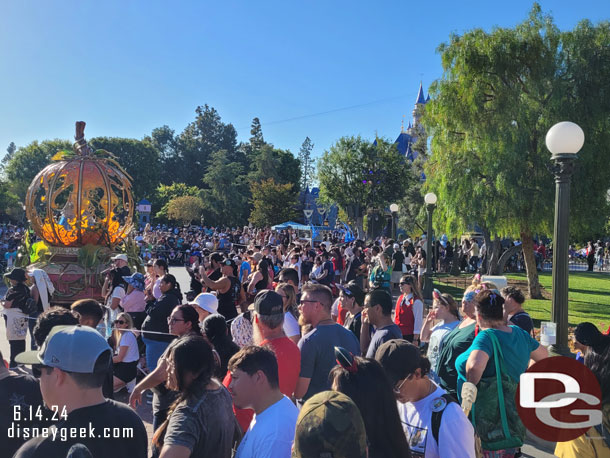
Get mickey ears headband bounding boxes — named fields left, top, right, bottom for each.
left=335, top=346, right=358, bottom=373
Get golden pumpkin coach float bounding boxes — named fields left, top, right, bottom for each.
left=23, top=122, right=135, bottom=305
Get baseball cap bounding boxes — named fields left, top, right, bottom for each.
left=189, top=293, right=218, bottom=315
left=111, top=253, right=128, bottom=263
left=374, top=339, right=422, bottom=386
left=4, top=267, right=27, bottom=282
left=292, top=391, right=367, bottom=458
left=249, top=290, right=283, bottom=316
left=15, top=325, right=111, bottom=373
left=336, top=281, right=365, bottom=305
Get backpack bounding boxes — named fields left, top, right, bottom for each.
left=471, top=331, right=526, bottom=451
left=431, top=394, right=483, bottom=458
left=431, top=393, right=457, bottom=444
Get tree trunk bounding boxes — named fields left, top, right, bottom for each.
left=520, top=229, right=542, bottom=299
left=355, top=216, right=365, bottom=240
left=487, top=238, right=502, bottom=275
left=482, top=227, right=492, bottom=274
left=496, top=243, right=520, bottom=273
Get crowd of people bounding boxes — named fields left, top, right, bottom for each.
left=1, top=228, right=610, bottom=458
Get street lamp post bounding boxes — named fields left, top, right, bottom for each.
left=423, top=192, right=437, bottom=301
left=545, top=121, right=584, bottom=356
left=389, top=203, right=399, bottom=240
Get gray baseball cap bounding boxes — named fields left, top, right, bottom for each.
left=15, top=325, right=111, bottom=373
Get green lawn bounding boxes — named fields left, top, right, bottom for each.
left=434, top=272, right=610, bottom=331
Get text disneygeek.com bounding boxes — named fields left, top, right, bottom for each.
left=7, top=424, right=134, bottom=441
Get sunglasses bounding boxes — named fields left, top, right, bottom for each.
left=167, top=317, right=185, bottom=324
left=114, top=320, right=126, bottom=325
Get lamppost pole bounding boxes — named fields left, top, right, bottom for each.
left=390, top=203, right=399, bottom=240
left=423, top=193, right=437, bottom=301
left=545, top=122, right=584, bottom=356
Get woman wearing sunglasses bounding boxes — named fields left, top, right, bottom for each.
left=394, top=275, right=424, bottom=344
left=130, top=304, right=202, bottom=433
left=111, top=312, right=139, bottom=392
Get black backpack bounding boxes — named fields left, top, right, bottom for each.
left=431, top=393, right=458, bottom=445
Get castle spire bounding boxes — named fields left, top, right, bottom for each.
left=401, top=115, right=405, bottom=133
left=415, top=81, right=426, bottom=105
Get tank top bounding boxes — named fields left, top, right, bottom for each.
left=217, top=277, right=239, bottom=320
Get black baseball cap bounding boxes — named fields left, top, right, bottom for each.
left=375, top=339, right=421, bottom=385
left=249, top=290, right=284, bottom=316
left=336, top=281, right=365, bottom=305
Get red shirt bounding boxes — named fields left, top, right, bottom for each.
left=394, top=294, right=415, bottom=335
left=260, top=336, right=301, bottom=398
left=336, top=303, right=348, bottom=326
left=222, top=336, right=301, bottom=432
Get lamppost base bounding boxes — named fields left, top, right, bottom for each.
left=423, top=273, right=433, bottom=302
left=547, top=344, right=574, bottom=358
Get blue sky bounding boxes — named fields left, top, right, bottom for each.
left=1, top=1, right=608, bottom=162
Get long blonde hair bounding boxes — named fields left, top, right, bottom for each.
left=112, top=312, right=134, bottom=352
left=276, top=282, right=299, bottom=321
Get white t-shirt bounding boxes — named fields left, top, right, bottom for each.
left=105, top=286, right=126, bottom=337
left=397, top=383, right=475, bottom=458
left=283, top=311, right=300, bottom=338
left=118, top=331, right=139, bottom=363
left=235, top=395, right=299, bottom=458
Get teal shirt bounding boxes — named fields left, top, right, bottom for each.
left=455, top=326, right=539, bottom=399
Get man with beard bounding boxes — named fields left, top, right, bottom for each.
left=293, top=283, right=360, bottom=403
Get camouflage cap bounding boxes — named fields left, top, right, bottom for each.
left=292, top=391, right=367, bottom=458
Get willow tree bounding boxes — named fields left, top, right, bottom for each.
left=423, top=4, right=610, bottom=297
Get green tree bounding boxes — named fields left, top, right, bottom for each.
left=0, top=181, right=22, bottom=221
left=249, top=117, right=265, bottom=152
left=318, top=136, right=415, bottom=238
left=1, top=142, right=17, bottom=173
left=89, top=137, right=160, bottom=201
left=249, top=179, right=298, bottom=227
left=4, top=140, right=72, bottom=200
left=249, top=144, right=301, bottom=190
left=155, top=182, right=201, bottom=221
left=298, top=137, right=315, bottom=192
left=201, top=150, right=248, bottom=226
left=147, top=125, right=178, bottom=185
left=175, top=105, right=238, bottom=187
left=167, top=195, right=204, bottom=225
left=422, top=4, right=610, bottom=297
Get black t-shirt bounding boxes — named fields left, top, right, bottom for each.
left=345, top=257, right=362, bottom=282
left=13, top=399, right=148, bottom=458
left=343, top=311, right=362, bottom=342
left=391, top=251, right=404, bottom=271
left=301, top=260, right=313, bottom=276
left=509, top=311, right=534, bottom=336
left=319, top=261, right=334, bottom=286
left=1, top=372, right=48, bottom=458
left=6, top=283, right=30, bottom=312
